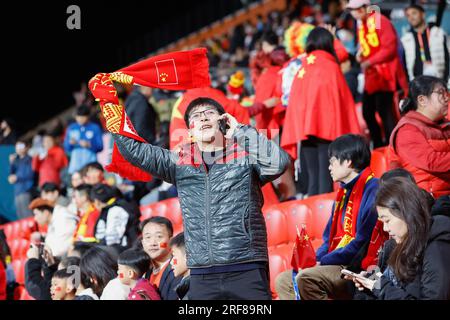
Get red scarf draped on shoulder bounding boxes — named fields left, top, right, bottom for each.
left=89, top=48, right=210, bottom=181
left=328, top=168, right=374, bottom=252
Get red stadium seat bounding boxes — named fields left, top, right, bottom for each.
left=285, top=203, right=313, bottom=242
left=153, top=201, right=168, bottom=217
left=8, top=239, right=30, bottom=260
left=268, top=253, right=289, bottom=298
left=12, top=259, right=26, bottom=284
left=140, top=205, right=154, bottom=221
left=264, top=209, right=289, bottom=247
left=371, top=147, right=389, bottom=178
left=19, top=287, right=35, bottom=300
left=306, top=195, right=334, bottom=241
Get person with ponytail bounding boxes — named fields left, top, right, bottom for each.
left=389, top=75, right=450, bottom=198
left=349, top=177, right=450, bottom=299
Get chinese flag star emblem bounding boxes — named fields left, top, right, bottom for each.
left=155, top=59, right=179, bottom=85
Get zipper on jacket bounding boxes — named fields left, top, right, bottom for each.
left=202, top=159, right=213, bottom=265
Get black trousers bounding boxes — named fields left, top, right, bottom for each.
left=301, top=137, right=333, bottom=196
left=189, top=268, right=272, bottom=300
left=362, top=91, right=396, bottom=148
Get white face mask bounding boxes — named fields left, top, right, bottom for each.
left=16, top=142, right=26, bottom=151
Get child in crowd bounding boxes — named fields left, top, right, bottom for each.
left=50, top=269, right=77, bottom=300
left=170, top=233, right=190, bottom=300
left=75, top=246, right=117, bottom=300
left=118, top=249, right=160, bottom=300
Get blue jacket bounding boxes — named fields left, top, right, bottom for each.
left=9, top=155, right=34, bottom=195
left=64, top=122, right=103, bottom=173
left=316, top=172, right=379, bottom=266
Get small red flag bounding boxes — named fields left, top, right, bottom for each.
left=291, top=225, right=316, bottom=271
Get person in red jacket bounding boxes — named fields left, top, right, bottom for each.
left=281, top=27, right=361, bottom=196
left=348, top=0, right=407, bottom=148
left=389, top=75, right=450, bottom=198
left=32, top=132, right=68, bottom=187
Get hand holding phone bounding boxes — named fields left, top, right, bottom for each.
left=341, top=269, right=367, bottom=281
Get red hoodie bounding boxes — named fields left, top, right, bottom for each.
left=128, top=278, right=161, bottom=300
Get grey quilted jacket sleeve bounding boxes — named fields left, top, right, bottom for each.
left=113, top=134, right=177, bottom=185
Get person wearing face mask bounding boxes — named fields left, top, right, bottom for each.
left=389, top=75, right=450, bottom=199
left=348, top=177, right=450, bottom=300
left=112, top=97, right=290, bottom=300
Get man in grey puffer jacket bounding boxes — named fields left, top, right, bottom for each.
left=113, top=97, right=290, bottom=299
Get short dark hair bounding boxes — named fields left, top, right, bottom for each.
left=261, top=30, right=278, bottom=46
left=74, top=184, right=92, bottom=201
left=72, top=241, right=96, bottom=258
left=80, top=246, right=117, bottom=297
left=405, top=4, right=425, bottom=13
left=76, top=105, right=91, bottom=117
left=81, top=162, right=104, bottom=177
left=140, top=216, right=173, bottom=238
left=41, top=182, right=60, bottom=194
left=117, top=249, right=151, bottom=278
left=184, top=97, right=226, bottom=127
left=53, top=269, right=75, bottom=281
left=380, top=168, right=416, bottom=185
left=328, top=134, right=371, bottom=172
left=169, top=233, right=185, bottom=251
left=90, top=184, right=115, bottom=204
left=59, top=256, right=81, bottom=269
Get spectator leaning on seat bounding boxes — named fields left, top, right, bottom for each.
left=113, top=97, right=289, bottom=300
left=32, top=131, right=68, bottom=188
left=402, top=4, right=449, bottom=84
left=349, top=177, right=450, bottom=300
left=64, top=105, right=103, bottom=175
left=389, top=75, right=450, bottom=198
left=8, top=140, right=35, bottom=219
left=275, top=134, right=379, bottom=300
left=141, top=217, right=181, bottom=300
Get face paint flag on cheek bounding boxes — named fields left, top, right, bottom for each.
left=159, top=242, right=168, bottom=249
left=172, top=258, right=178, bottom=266
left=119, top=273, right=124, bottom=279
left=55, top=286, right=62, bottom=292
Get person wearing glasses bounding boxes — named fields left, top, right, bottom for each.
left=112, top=97, right=290, bottom=300
left=390, top=75, right=450, bottom=199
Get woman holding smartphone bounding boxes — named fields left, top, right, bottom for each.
left=348, top=177, right=450, bottom=299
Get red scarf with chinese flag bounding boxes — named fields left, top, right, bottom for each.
left=89, top=48, right=210, bottom=181
left=328, top=168, right=374, bottom=252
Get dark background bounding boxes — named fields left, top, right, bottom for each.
left=1, top=0, right=250, bottom=134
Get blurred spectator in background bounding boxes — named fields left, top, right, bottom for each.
left=348, top=0, right=407, bottom=148
left=8, top=140, right=35, bottom=219
left=0, top=118, right=17, bottom=145
left=64, top=105, right=104, bottom=175
left=90, top=184, right=140, bottom=250
left=32, top=132, right=68, bottom=188
left=80, top=162, right=105, bottom=185
left=401, top=4, right=449, bottom=84
left=125, top=86, right=158, bottom=145
left=72, top=184, right=100, bottom=244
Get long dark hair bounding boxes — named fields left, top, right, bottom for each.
left=305, top=27, right=339, bottom=63
left=80, top=246, right=118, bottom=297
left=400, top=75, right=447, bottom=115
left=375, top=177, right=431, bottom=283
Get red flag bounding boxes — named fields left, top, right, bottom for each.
left=291, top=225, right=316, bottom=271
left=89, top=48, right=211, bottom=181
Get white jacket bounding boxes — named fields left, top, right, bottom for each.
left=45, top=204, right=78, bottom=257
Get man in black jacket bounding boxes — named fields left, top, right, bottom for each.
left=113, top=97, right=290, bottom=300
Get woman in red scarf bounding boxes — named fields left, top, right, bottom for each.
left=281, top=27, right=361, bottom=196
